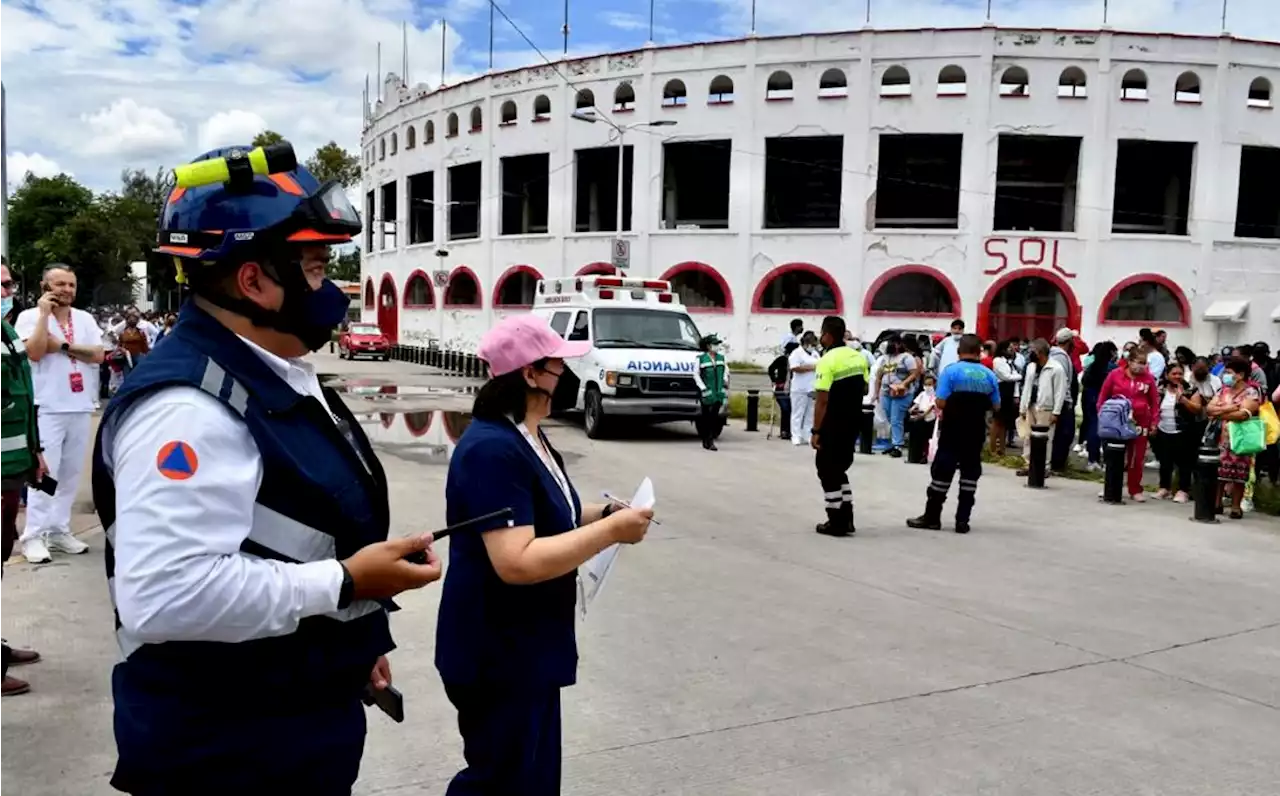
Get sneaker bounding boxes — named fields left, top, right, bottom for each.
left=1173, top=491, right=1190, bottom=504
left=906, top=515, right=942, bottom=531
left=1130, top=492, right=1147, bottom=503
left=21, top=537, right=51, bottom=564
left=1073, top=444, right=1084, bottom=454
left=1241, top=498, right=1254, bottom=514
left=887, top=447, right=903, bottom=459
left=1086, top=462, right=1102, bottom=473
left=1155, top=489, right=1171, bottom=500
left=46, top=531, right=89, bottom=555
left=2, top=675, right=30, bottom=697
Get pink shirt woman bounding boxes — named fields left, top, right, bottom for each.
left=1098, top=349, right=1159, bottom=500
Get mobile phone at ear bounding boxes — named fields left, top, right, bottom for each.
left=33, top=475, right=58, bottom=496
left=362, top=683, right=405, bottom=723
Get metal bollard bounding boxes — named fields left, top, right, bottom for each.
left=1025, top=423, right=1050, bottom=488
left=906, top=418, right=930, bottom=464
left=1101, top=440, right=1126, bottom=504
left=329, top=340, right=335, bottom=354
left=1191, top=444, right=1221, bottom=523
left=446, top=350, right=456, bottom=373
left=428, top=348, right=438, bottom=367
left=859, top=404, right=874, bottom=455
left=745, top=389, right=760, bottom=432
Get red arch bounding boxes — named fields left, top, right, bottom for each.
left=404, top=411, right=433, bottom=438
left=750, top=262, right=844, bottom=315
left=402, top=268, right=435, bottom=308
left=659, top=261, right=733, bottom=314
left=1095, top=273, right=1190, bottom=328
left=443, top=265, right=483, bottom=308
left=862, top=264, right=962, bottom=318
left=377, top=273, right=399, bottom=343
left=443, top=411, right=471, bottom=443
left=976, top=268, right=1081, bottom=340
left=576, top=262, right=617, bottom=277
left=492, top=264, right=544, bottom=308
left=363, top=277, right=375, bottom=309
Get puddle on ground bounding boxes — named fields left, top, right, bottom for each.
left=356, top=410, right=583, bottom=467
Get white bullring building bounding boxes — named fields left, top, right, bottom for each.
left=359, top=25, right=1280, bottom=363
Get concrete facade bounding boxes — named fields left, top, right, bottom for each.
left=359, top=26, right=1280, bottom=363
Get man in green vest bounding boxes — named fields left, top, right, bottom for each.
left=1, top=258, right=48, bottom=696
left=694, top=334, right=729, bottom=451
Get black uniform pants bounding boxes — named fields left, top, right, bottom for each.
left=695, top=401, right=721, bottom=445
left=815, top=439, right=854, bottom=523
left=924, top=442, right=983, bottom=524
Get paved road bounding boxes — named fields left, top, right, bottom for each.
left=4, top=352, right=1279, bottom=794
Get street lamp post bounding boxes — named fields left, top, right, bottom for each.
left=571, top=109, right=676, bottom=268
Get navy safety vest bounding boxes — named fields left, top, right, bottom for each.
left=92, top=303, right=395, bottom=790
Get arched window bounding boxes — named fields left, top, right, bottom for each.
left=765, top=70, right=793, bottom=100
left=405, top=125, right=416, bottom=149
left=493, top=266, right=542, bottom=308
left=533, top=94, right=551, bottom=120
left=1248, top=77, right=1272, bottom=108
left=1121, top=68, right=1148, bottom=100
left=937, top=64, right=967, bottom=96
left=708, top=74, right=735, bottom=104
left=613, top=82, right=635, bottom=111
left=363, top=278, right=375, bottom=309
left=1100, top=276, right=1188, bottom=325
left=662, top=79, right=687, bottom=107
left=443, top=267, right=481, bottom=308
left=390, top=131, right=398, bottom=154
left=818, top=68, right=848, bottom=98
left=446, top=112, right=459, bottom=138
left=1058, top=66, right=1087, bottom=98
left=660, top=263, right=732, bottom=312
left=403, top=270, right=434, bottom=308
left=880, top=65, right=911, bottom=97
left=752, top=264, right=841, bottom=313
left=999, top=65, right=1030, bottom=97
left=500, top=100, right=517, bottom=124
left=425, top=119, right=435, bottom=143
left=404, top=411, right=433, bottom=437
left=576, top=262, right=616, bottom=277
left=469, top=106, right=482, bottom=132
left=1174, top=71, right=1201, bottom=103
left=864, top=266, right=959, bottom=317
left=575, top=88, right=595, bottom=110
left=379, top=137, right=386, bottom=160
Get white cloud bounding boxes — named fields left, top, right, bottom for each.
left=81, top=99, right=185, bottom=159
left=6, top=152, right=68, bottom=187
left=198, top=110, right=270, bottom=152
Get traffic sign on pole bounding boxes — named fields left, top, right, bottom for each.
left=611, top=237, right=630, bottom=270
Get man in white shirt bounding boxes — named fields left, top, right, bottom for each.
left=13, top=265, right=105, bottom=563
left=788, top=332, right=821, bottom=446
left=780, top=318, right=803, bottom=352
left=928, top=318, right=966, bottom=375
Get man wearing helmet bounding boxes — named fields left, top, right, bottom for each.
left=92, top=143, right=443, bottom=794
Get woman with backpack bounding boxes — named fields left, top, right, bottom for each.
left=1151, top=363, right=1203, bottom=503
left=1206, top=357, right=1264, bottom=519
left=1098, top=347, right=1160, bottom=501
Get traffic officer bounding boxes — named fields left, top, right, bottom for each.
left=92, top=143, right=443, bottom=795
left=907, top=334, right=1000, bottom=534
left=810, top=316, right=868, bottom=537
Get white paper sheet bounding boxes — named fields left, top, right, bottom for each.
left=577, top=477, right=654, bottom=618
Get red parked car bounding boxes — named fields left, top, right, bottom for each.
left=339, top=322, right=391, bottom=361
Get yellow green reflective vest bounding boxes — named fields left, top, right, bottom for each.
left=697, top=351, right=728, bottom=404
left=2, top=321, right=40, bottom=478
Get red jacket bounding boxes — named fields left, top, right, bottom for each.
left=1098, top=367, right=1159, bottom=428
left=1070, top=337, right=1088, bottom=374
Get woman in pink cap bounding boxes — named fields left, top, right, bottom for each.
left=435, top=313, right=653, bottom=794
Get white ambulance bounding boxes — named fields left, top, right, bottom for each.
left=531, top=275, right=725, bottom=439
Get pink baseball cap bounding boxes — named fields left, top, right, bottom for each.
left=477, top=314, right=591, bottom=376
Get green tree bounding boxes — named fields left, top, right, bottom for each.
left=252, top=130, right=285, bottom=147
left=306, top=141, right=361, bottom=187
left=331, top=247, right=361, bottom=282
left=5, top=174, right=94, bottom=294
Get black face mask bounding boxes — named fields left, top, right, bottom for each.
left=532, top=365, right=582, bottom=412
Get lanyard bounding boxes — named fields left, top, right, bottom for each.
left=512, top=419, right=577, bottom=526
left=56, top=313, right=78, bottom=372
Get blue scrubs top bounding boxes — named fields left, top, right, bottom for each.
left=435, top=417, right=582, bottom=688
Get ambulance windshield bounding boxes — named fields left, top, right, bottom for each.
left=593, top=308, right=701, bottom=350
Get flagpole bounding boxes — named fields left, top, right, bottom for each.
left=865, top=0, right=871, bottom=26
left=376, top=42, right=381, bottom=101
left=1221, top=0, right=1229, bottom=31
left=649, top=0, right=655, bottom=42
left=562, top=0, right=570, bottom=57
left=403, top=21, right=409, bottom=85
left=750, top=0, right=756, bottom=35
left=440, top=20, right=447, bottom=86
left=488, top=0, right=495, bottom=70
left=1102, top=0, right=1108, bottom=25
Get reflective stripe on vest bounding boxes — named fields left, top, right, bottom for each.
left=1, top=433, right=28, bottom=452
left=198, top=358, right=250, bottom=417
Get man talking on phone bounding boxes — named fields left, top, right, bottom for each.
left=92, top=143, right=443, bottom=795
left=13, top=264, right=104, bottom=563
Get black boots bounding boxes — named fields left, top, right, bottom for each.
left=906, top=514, right=942, bottom=531
left=816, top=506, right=855, bottom=537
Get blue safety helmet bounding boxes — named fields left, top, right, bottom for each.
left=156, top=144, right=361, bottom=267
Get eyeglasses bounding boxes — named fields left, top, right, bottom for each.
left=0, top=280, right=13, bottom=290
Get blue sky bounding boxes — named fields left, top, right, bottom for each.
left=2, top=0, right=1277, bottom=193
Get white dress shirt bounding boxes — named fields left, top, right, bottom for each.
left=103, top=337, right=344, bottom=646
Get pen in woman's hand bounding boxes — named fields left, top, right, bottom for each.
left=601, top=493, right=661, bottom=525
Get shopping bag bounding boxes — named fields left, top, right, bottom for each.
left=1227, top=416, right=1266, bottom=456
left=1259, top=401, right=1280, bottom=445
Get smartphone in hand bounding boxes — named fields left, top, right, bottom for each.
left=33, top=475, right=58, bottom=496
left=362, top=683, right=405, bottom=723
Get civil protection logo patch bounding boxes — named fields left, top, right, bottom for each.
left=156, top=441, right=199, bottom=481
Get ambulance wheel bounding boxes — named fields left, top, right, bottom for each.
left=584, top=387, right=609, bottom=439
